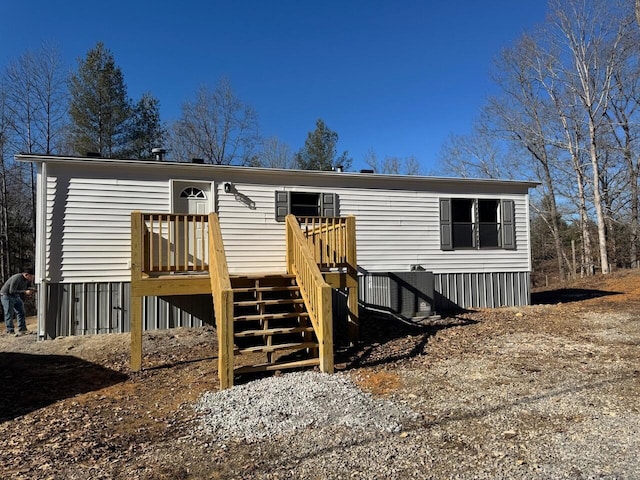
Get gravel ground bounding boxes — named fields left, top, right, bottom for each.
left=185, top=305, right=640, bottom=480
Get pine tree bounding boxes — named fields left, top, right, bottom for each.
left=68, top=42, right=130, bottom=157
left=126, top=93, right=166, bottom=159
left=294, top=119, right=351, bottom=171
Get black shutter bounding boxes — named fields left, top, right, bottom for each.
left=440, top=198, right=453, bottom=250
left=502, top=200, right=516, bottom=249
left=321, top=193, right=337, bottom=217
left=275, top=191, right=289, bottom=222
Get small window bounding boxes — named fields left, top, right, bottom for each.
left=275, top=191, right=338, bottom=222
left=290, top=192, right=321, bottom=216
left=180, top=187, right=206, bottom=199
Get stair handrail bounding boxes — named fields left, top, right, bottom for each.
left=285, top=214, right=334, bottom=374
left=207, top=213, right=234, bottom=389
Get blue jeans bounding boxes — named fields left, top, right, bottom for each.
left=1, top=294, right=26, bottom=331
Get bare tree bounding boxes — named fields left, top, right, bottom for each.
left=488, top=34, right=569, bottom=280
left=0, top=83, right=12, bottom=278
left=170, top=78, right=260, bottom=165
left=365, top=149, right=423, bottom=175
left=3, top=43, right=67, bottom=251
left=550, top=0, right=636, bottom=274
left=438, top=112, right=520, bottom=180
left=259, top=136, right=294, bottom=169
left=606, top=30, right=640, bottom=268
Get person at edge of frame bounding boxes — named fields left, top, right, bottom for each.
left=1, top=268, right=35, bottom=335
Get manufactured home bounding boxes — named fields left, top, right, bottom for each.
left=19, top=154, right=537, bottom=380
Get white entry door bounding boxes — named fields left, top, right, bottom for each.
left=172, top=182, right=212, bottom=268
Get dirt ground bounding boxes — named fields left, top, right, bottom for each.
left=1, top=269, right=639, bottom=479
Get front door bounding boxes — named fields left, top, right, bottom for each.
left=172, top=182, right=213, bottom=269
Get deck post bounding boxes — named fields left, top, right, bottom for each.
left=130, top=211, right=143, bottom=371
left=130, top=295, right=143, bottom=371
left=318, top=284, right=334, bottom=373
left=217, top=288, right=235, bottom=389
left=346, top=216, right=359, bottom=343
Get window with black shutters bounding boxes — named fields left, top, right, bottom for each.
left=440, top=198, right=515, bottom=250
left=274, top=191, right=338, bottom=221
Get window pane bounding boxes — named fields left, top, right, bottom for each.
left=478, top=199, right=498, bottom=222
left=453, top=223, right=474, bottom=248
left=479, top=223, right=500, bottom=248
left=290, top=192, right=320, bottom=216
left=451, top=199, right=473, bottom=222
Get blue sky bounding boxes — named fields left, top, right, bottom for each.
left=0, top=1, right=548, bottom=172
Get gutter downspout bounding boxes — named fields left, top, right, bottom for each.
left=37, top=161, right=48, bottom=339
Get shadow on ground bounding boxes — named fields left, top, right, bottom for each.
left=532, top=288, right=621, bottom=305
left=336, top=309, right=477, bottom=369
left=0, top=353, right=128, bottom=422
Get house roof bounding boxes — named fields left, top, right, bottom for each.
left=16, top=153, right=540, bottom=193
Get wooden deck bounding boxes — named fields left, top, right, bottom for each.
left=130, top=212, right=358, bottom=389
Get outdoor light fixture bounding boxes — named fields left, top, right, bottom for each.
left=224, top=182, right=232, bottom=193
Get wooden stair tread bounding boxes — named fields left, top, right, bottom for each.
left=234, top=298, right=304, bottom=307
left=234, top=358, right=320, bottom=374
left=231, top=273, right=295, bottom=280
left=236, top=341, right=318, bottom=354
left=232, top=286, right=300, bottom=293
left=234, top=311, right=309, bottom=322
left=234, top=326, right=315, bottom=338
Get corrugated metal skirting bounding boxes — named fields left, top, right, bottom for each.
left=44, top=282, right=210, bottom=338
left=359, top=271, right=434, bottom=318
left=359, top=271, right=530, bottom=313
left=43, top=272, right=530, bottom=337
left=433, top=271, right=530, bottom=310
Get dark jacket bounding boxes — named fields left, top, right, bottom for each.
left=0, top=273, right=31, bottom=296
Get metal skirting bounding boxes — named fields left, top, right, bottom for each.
left=433, top=271, right=530, bottom=310
left=43, top=282, right=212, bottom=339
left=42, top=272, right=531, bottom=338
left=359, top=271, right=434, bottom=319
left=359, top=271, right=530, bottom=314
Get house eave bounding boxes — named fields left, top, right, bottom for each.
left=15, top=153, right=541, bottom=192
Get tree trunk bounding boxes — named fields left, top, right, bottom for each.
left=588, top=119, right=610, bottom=274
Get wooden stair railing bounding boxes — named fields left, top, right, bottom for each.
left=297, top=215, right=359, bottom=343
left=285, top=214, right=334, bottom=374
left=207, top=213, right=234, bottom=390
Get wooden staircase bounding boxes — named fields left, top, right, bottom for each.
left=131, top=212, right=358, bottom=389
left=230, top=273, right=321, bottom=374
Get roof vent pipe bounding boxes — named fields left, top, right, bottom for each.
left=151, top=148, right=167, bottom=161
left=335, top=165, right=343, bottom=173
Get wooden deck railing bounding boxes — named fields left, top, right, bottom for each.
left=207, top=213, right=234, bottom=390
left=133, top=212, right=209, bottom=274
left=297, top=216, right=357, bottom=272
left=285, top=214, right=334, bottom=373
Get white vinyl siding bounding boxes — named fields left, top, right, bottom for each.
left=219, top=183, right=288, bottom=273
left=38, top=158, right=534, bottom=282
left=218, top=184, right=530, bottom=275
left=46, top=167, right=170, bottom=282
left=339, top=190, right=529, bottom=274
